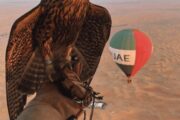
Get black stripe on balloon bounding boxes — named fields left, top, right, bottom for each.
left=116, top=64, right=134, bottom=77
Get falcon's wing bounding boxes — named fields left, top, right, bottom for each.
left=6, top=5, right=42, bottom=120
left=75, top=3, right=112, bottom=84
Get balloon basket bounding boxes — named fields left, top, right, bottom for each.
left=127, top=78, right=132, bottom=83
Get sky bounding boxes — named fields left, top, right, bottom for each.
left=0, top=0, right=179, bottom=5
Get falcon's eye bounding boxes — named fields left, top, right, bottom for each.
left=72, top=56, right=79, bottom=61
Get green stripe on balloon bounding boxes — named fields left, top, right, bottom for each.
left=110, top=29, right=136, bottom=50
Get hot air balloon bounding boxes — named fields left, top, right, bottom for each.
left=109, top=29, right=153, bottom=83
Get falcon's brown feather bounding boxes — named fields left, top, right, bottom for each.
left=6, top=5, right=42, bottom=120
left=75, top=4, right=112, bottom=84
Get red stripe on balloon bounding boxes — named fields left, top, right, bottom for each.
left=131, top=30, right=153, bottom=77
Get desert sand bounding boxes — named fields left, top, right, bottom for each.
left=0, top=0, right=180, bottom=120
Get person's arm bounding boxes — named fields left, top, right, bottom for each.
left=17, top=83, right=82, bottom=120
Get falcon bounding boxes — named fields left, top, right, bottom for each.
left=6, top=0, right=111, bottom=120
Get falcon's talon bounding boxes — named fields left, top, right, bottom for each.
left=48, top=74, right=55, bottom=82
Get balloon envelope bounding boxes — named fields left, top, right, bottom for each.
left=109, top=29, right=153, bottom=78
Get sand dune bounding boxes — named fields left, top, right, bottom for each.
left=0, top=0, right=180, bottom=120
